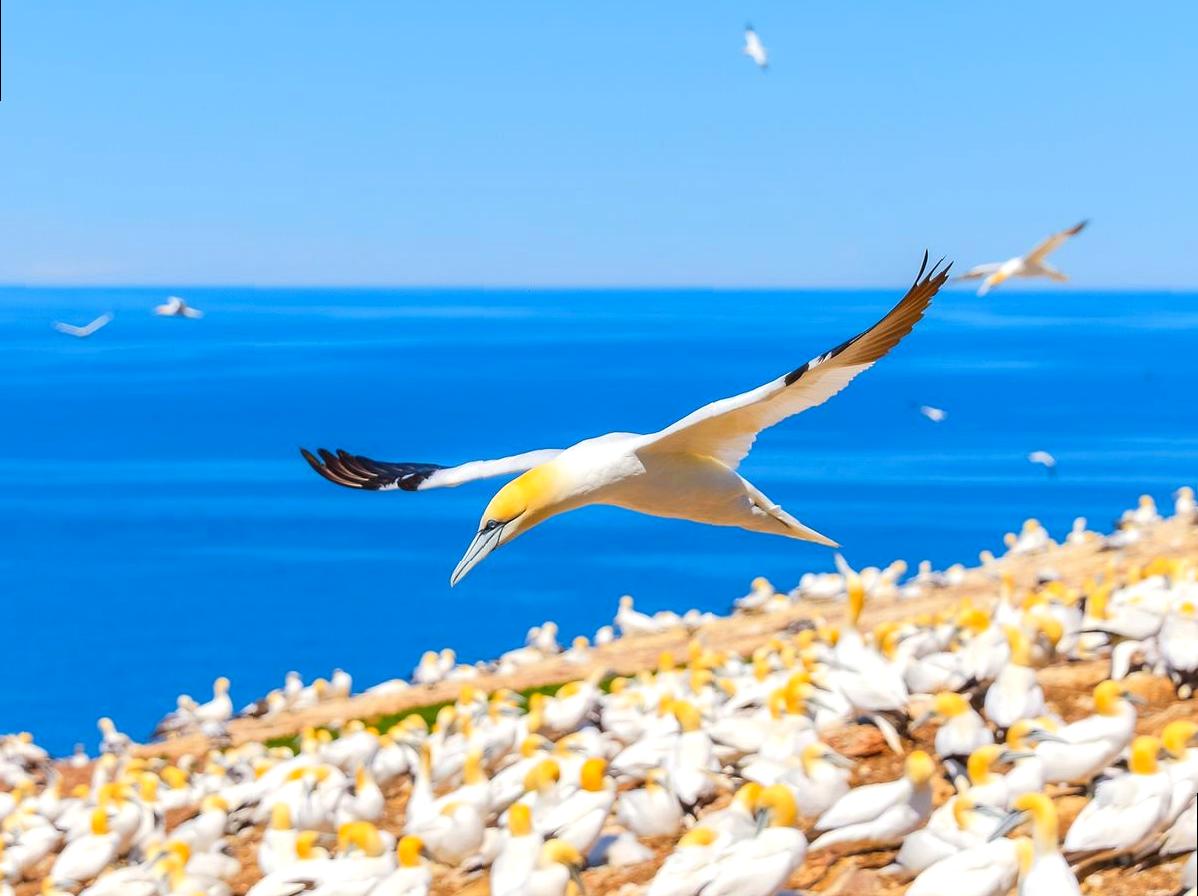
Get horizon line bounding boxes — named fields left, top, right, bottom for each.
left=2, top=281, right=1195, bottom=294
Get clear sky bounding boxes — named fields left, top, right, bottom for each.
left=1, top=2, right=1194, bottom=287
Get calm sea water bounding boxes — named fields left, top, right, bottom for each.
left=1, top=285, right=1194, bottom=754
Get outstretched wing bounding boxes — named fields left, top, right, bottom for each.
left=53, top=313, right=113, bottom=337
left=1025, top=220, right=1087, bottom=264
left=641, top=253, right=950, bottom=468
left=952, top=262, right=1001, bottom=282
left=301, top=447, right=562, bottom=492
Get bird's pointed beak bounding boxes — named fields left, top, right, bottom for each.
left=450, top=524, right=504, bottom=587
left=988, top=809, right=1030, bottom=841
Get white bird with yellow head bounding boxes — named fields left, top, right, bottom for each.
left=303, top=255, right=949, bottom=585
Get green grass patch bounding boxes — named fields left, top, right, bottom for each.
left=260, top=675, right=619, bottom=755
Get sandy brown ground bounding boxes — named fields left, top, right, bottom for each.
left=24, top=515, right=1196, bottom=895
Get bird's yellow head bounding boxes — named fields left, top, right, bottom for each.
left=138, top=773, right=159, bottom=801
left=397, top=835, right=423, bottom=868
left=540, top=838, right=584, bottom=876
left=1033, top=615, right=1063, bottom=648
left=678, top=826, right=719, bottom=847
left=295, top=830, right=322, bottom=860
left=1005, top=626, right=1032, bottom=666
left=904, top=751, right=936, bottom=786
left=523, top=758, right=560, bottom=794
left=1009, top=792, right=1058, bottom=851
left=269, top=803, right=292, bottom=831
left=933, top=691, right=970, bottom=719
left=1129, top=736, right=1162, bottom=775
left=89, top=807, right=109, bottom=836
left=1162, top=720, right=1198, bottom=758
left=338, top=821, right=384, bottom=858
left=1006, top=720, right=1037, bottom=751
left=732, top=781, right=764, bottom=812
left=1093, top=680, right=1133, bottom=716
left=967, top=745, right=1004, bottom=784
left=580, top=757, right=607, bottom=793
left=755, top=784, right=798, bottom=828
left=508, top=803, right=533, bottom=836
left=452, top=464, right=563, bottom=585
left=673, top=701, right=702, bottom=733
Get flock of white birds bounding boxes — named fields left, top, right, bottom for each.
left=52, top=297, right=202, bottom=339
left=1, top=490, right=1195, bottom=896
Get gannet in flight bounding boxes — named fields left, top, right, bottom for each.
left=155, top=296, right=204, bottom=318
left=1028, top=450, right=1057, bottom=473
left=955, top=220, right=1087, bottom=296
left=918, top=405, right=947, bottom=423
left=53, top=313, right=114, bottom=338
left=743, top=25, right=768, bottom=70
left=303, top=254, right=950, bottom=585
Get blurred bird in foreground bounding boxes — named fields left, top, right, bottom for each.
left=956, top=220, right=1088, bottom=296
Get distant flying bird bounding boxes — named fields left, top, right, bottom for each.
left=1028, top=451, right=1057, bottom=474
left=743, top=24, right=768, bottom=69
left=955, top=220, right=1088, bottom=296
left=303, top=254, right=950, bottom=586
left=53, top=313, right=114, bottom=338
left=918, top=405, right=947, bottom=423
left=155, top=296, right=204, bottom=318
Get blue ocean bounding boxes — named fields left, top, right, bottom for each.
left=2, top=285, right=1194, bottom=755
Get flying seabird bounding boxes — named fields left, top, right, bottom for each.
left=955, top=220, right=1087, bottom=296
left=155, top=296, right=204, bottom=318
left=918, top=405, right=947, bottom=423
left=53, top=313, right=114, bottom=338
left=1028, top=451, right=1058, bottom=474
left=743, top=25, right=768, bottom=70
left=303, top=254, right=951, bottom=585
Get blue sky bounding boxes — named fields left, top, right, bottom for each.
left=1, top=2, right=1194, bottom=287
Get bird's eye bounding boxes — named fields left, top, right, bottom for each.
left=483, top=519, right=502, bottom=532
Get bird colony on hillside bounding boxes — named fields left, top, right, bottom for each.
left=0, top=491, right=1195, bottom=896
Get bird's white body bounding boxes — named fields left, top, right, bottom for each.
left=907, top=837, right=1020, bottom=896
left=1035, top=703, right=1135, bottom=784
left=810, top=776, right=933, bottom=850
left=743, top=27, right=768, bottom=69
left=985, top=663, right=1045, bottom=729
left=1021, top=851, right=1079, bottom=895
left=369, top=864, right=431, bottom=896
left=645, top=836, right=725, bottom=896
left=616, top=780, right=682, bottom=837
left=50, top=830, right=119, bottom=888
left=1062, top=768, right=1172, bottom=852
left=698, top=827, right=806, bottom=896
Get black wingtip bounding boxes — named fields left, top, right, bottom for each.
left=913, top=250, right=952, bottom=289
left=299, top=447, right=321, bottom=470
